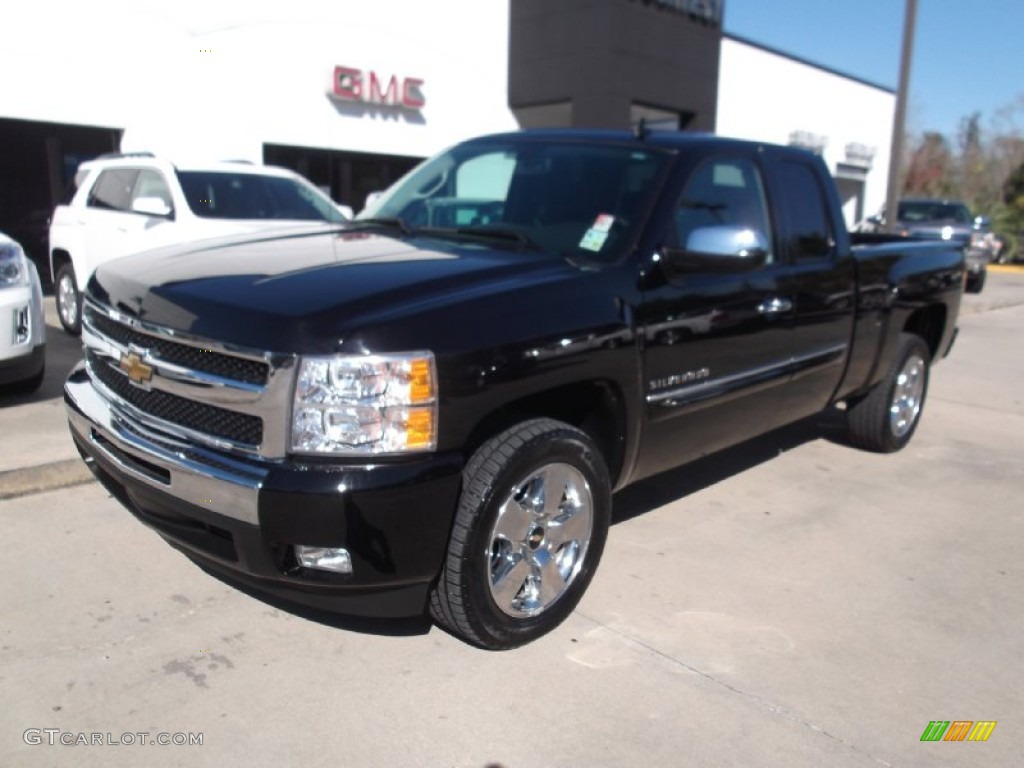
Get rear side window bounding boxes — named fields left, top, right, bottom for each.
left=87, top=169, right=139, bottom=212
left=774, top=161, right=834, bottom=262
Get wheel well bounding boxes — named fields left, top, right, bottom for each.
left=464, top=381, right=627, bottom=484
left=50, top=249, right=71, bottom=283
left=903, top=304, right=947, bottom=359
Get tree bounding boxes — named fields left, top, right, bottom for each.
left=1002, top=160, right=1024, bottom=212
left=900, top=96, right=1024, bottom=260
left=999, top=160, right=1024, bottom=260
left=902, top=132, right=954, bottom=197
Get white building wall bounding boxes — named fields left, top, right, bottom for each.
left=3, top=5, right=895, bottom=219
left=1, top=0, right=517, bottom=161
left=716, top=36, right=895, bottom=228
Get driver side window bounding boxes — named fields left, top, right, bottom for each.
left=675, top=157, right=774, bottom=264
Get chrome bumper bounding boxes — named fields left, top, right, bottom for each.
left=65, top=362, right=267, bottom=526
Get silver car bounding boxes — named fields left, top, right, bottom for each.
left=0, top=231, right=46, bottom=392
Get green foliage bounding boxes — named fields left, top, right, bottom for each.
left=997, top=162, right=1024, bottom=261
left=901, top=99, right=1024, bottom=261
left=1003, top=161, right=1024, bottom=212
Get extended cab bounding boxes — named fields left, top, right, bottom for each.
left=65, top=131, right=964, bottom=649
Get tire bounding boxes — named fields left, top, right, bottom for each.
left=847, top=333, right=930, bottom=453
left=430, top=418, right=611, bottom=649
left=55, top=263, right=82, bottom=335
left=965, top=270, right=986, bottom=294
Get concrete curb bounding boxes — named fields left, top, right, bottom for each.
left=990, top=264, right=1024, bottom=273
left=0, top=458, right=95, bottom=501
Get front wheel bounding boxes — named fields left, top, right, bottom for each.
left=846, top=333, right=931, bottom=453
left=430, top=419, right=611, bottom=649
left=55, top=263, right=82, bottom=335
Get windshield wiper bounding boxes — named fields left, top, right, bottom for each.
left=419, top=226, right=541, bottom=251
left=347, top=217, right=412, bottom=235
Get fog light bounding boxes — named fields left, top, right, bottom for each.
left=14, top=306, right=30, bottom=345
left=295, top=545, right=353, bottom=574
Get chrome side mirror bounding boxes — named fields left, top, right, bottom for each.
left=662, top=225, right=769, bottom=275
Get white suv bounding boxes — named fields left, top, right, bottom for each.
left=49, top=153, right=350, bottom=334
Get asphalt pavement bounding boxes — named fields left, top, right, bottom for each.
left=1, top=270, right=1022, bottom=767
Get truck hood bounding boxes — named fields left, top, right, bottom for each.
left=87, top=227, right=574, bottom=353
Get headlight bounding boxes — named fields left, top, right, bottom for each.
left=291, top=352, right=437, bottom=455
left=0, top=241, right=29, bottom=288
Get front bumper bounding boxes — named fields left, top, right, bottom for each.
left=65, top=363, right=463, bottom=617
left=0, top=344, right=45, bottom=385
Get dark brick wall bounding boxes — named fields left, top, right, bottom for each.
left=509, top=0, right=722, bottom=130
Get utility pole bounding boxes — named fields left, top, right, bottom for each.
left=884, top=0, right=917, bottom=232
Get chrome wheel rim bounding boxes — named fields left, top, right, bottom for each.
left=889, top=354, right=926, bottom=438
left=487, top=462, right=593, bottom=618
left=58, top=274, right=78, bottom=327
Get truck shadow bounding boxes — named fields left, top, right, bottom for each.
left=191, top=407, right=852, bottom=641
left=190, top=558, right=434, bottom=638
left=612, top=406, right=851, bottom=524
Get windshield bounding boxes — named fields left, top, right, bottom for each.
left=358, top=139, right=672, bottom=262
left=176, top=171, right=346, bottom=222
left=897, top=201, right=972, bottom=224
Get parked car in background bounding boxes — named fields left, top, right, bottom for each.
left=48, top=153, right=351, bottom=335
left=0, top=231, right=45, bottom=392
left=859, top=198, right=992, bottom=293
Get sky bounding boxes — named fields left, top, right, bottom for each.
left=724, top=0, right=1024, bottom=140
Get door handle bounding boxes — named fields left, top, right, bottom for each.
left=757, top=297, right=793, bottom=315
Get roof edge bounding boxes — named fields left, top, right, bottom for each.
left=722, top=32, right=896, bottom=95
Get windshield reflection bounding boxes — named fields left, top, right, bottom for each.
left=359, top=139, right=672, bottom=262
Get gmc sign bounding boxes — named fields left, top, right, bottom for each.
left=331, top=66, right=425, bottom=110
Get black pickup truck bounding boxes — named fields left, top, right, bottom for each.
left=65, top=130, right=964, bottom=649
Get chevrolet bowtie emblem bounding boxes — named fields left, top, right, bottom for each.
left=119, top=351, right=154, bottom=387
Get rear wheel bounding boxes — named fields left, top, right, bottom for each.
left=55, top=263, right=82, bottom=335
left=430, top=419, right=611, bottom=649
left=847, top=333, right=930, bottom=453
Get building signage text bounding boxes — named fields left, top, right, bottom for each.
left=331, top=66, right=425, bottom=110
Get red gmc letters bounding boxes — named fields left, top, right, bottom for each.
left=332, top=66, right=425, bottom=109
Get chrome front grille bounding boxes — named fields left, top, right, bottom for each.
left=87, top=350, right=263, bottom=444
left=82, top=300, right=296, bottom=458
left=89, top=312, right=270, bottom=385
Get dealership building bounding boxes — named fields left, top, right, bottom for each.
left=0, top=0, right=894, bottom=273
